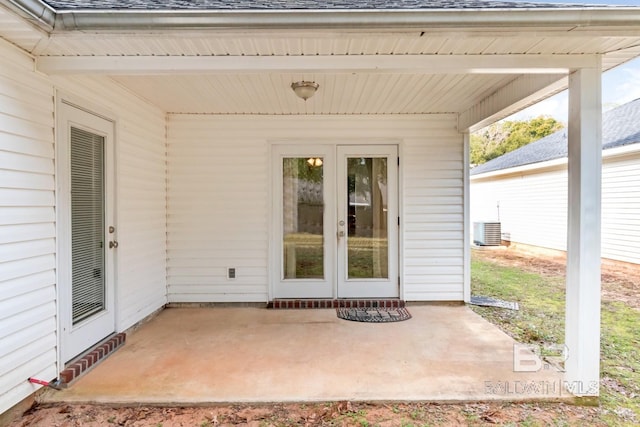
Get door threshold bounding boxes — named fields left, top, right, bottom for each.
left=59, top=333, right=126, bottom=385
left=268, top=299, right=405, bottom=309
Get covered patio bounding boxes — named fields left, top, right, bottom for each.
left=40, top=305, right=564, bottom=404
left=3, top=1, right=640, bottom=415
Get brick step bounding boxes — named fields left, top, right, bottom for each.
left=59, top=333, right=126, bottom=385
left=268, top=299, right=405, bottom=309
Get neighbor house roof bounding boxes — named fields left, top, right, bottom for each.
left=40, top=0, right=603, bottom=11
left=471, top=97, right=640, bottom=176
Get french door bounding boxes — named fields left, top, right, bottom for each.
left=58, top=101, right=116, bottom=363
left=273, top=145, right=398, bottom=299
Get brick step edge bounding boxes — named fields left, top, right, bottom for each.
left=268, top=299, right=405, bottom=309
left=59, top=333, right=126, bottom=385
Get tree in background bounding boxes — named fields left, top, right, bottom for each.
left=471, top=116, right=564, bottom=165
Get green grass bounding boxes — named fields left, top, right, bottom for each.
left=470, top=252, right=640, bottom=426
left=284, top=233, right=388, bottom=279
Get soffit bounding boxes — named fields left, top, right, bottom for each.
left=0, top=3, right=46, bottom=52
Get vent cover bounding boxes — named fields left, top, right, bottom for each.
left=473, top=222, right=501, bottom=246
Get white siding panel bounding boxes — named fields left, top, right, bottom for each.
left=167, top=114, right=464, bottom=302
left=0, top=239, right=55, bottom=263
left=0, top=206, right=54, bottom=225
left=0, top=255, right=55, bottom=283
left=167, top=117, right=268, bottom=302
left=403, top=123, right=465, bottom=301
left=50, top=74, right=168, bottom=331
left=0, top=223, right=55, bottom=244
left=0, top=40, right=56, bottom=415
left=471, top=168, right=568, bottom=251
left=471, top=151, right=640, bottom=265
left=0, top=150, right=54, bottom=174
left=602, top=153, right=640, bottom=264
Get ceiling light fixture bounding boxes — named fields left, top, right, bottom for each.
left=307, top=157, right=323, bottom=167
left=291, top=81, right=319, bottom=101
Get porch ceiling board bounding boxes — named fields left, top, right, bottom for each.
left=604, top=45, right=640, bottom=70
left=459, top=74, right=568, bottom=132
left=36, top=53, right=599, bottom=75
left=111, top=73, right=517, bottom=115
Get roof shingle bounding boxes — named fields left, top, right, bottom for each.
left=471, top=98, right=640, bottom=176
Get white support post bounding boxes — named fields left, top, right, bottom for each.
left=463, top=132, right=471, bottom=303
left=565, top=64, right=602, bottom=397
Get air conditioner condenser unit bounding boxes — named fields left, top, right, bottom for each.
left=473, top=222, right=502, bottom=246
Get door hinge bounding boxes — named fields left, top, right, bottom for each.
left=398, top=216, right=400, bottom=226
left=397, top=156, right=400, bottom=166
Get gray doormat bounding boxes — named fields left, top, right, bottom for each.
left=470, top=295, right=519, bottom=310
left=336, top=307, right=412, bottom=322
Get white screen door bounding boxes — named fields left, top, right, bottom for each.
left=273, top=145, right=398, bottom=299
left=58, top=101, right=116, bottom=362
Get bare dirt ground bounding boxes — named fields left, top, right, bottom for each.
left=10, top=400, right=605, bottom=427
left=473, top=248, right=640, bottom=311
left=7, top=249, right=638, bottom=427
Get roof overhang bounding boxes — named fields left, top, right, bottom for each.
left=2, top=0, right=640, bottom=129
left=6, top=0, right=640, bottom=33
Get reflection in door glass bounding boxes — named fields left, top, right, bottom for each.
left=283, top=158, right=324, bottom=279
left=347, top=157, right=388, bottom=279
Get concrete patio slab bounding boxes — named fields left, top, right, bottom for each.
left=40, top=306, right=569, bottom=405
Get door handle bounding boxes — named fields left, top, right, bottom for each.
left=109, top=241, right=119, bottom=249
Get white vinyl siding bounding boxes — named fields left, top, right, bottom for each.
left=167, top=115, right=464, bottom=302
left=471, top=151, right=640, bottom=265
left=403, top=116, right=465, bottom=301
left=50, top=75, right=168, bottom=331
left=1, top=38, right=168, bottom=415
left=0, top=40, right=57, bottom=415
left=167, top=117, right=268, bottom=302
left=602, top=153, right=640, bottom=264
left=471, top=168, right=568, bottom=252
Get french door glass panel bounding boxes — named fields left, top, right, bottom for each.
left=346, top=157, right=389, bottom=280
left=282, top=157, right=325, bottom=279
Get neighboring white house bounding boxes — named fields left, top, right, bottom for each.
left=1, top=0, right=640, bottom=414
left=471, top=99, right=640, bottom=265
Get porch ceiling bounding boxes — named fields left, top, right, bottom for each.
left=111, top=73, right=519, bottom=115
left=36, top=33, right=640, bottom=117
left=2, top=2, right=640, bottom=119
